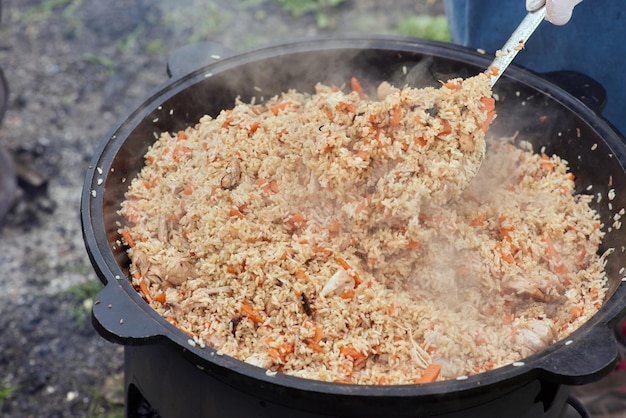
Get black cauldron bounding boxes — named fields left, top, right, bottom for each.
left=82, top=36, right=626, bottom=418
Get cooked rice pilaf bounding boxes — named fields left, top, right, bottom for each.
left=119, top=73, right=608, bottom=385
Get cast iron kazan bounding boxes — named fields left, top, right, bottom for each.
left=82, top=36, right=626, bottom=418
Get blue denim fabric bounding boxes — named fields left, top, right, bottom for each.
left=443, top=0, right=625, bottom=135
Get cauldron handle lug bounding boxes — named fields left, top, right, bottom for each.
left=91, top=281, right=165, bottom=345
left=167, top=41, right=235, bottom=79
left=534, top=325, right=619, bottom=385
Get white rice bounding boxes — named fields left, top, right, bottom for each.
left=119, top=73, right=607, bottom=385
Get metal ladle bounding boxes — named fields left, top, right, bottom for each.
left=488, top=6, right=547, bottom=87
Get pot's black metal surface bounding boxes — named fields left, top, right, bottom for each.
left=82, top=36, right=626, bottom=418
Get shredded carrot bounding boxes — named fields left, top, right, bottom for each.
left=340, top=289, right=355, bottom=299
left=172, top=145, right=193, bottom=161
left=306, top=324, right=325, bottom=352
left=407, top=240, right=420, bottom=249
left=377, top=376, right=390, bottom=385
left=138, top=279, right=151, bottom=302
left=570, top=306, right=584, bottom=320
left=542, top=232, right=570, bottom=281
left=540, top=153, right=554, bottom=173
left=414, top=136, right=427, bottom=146
left=474, top=334, right=487, bottom=346
left=442, top=80, right=461, bottom=90
left=287, top=212, right=307, bottom=228
left=355, top=150, right=370, bottom=161
left=351, top=76, right=366, bottom=99
left=503, top=313, right=514, bottom=325
left=328, top=219, right=341, bottom=235
left=479, top=96, right=496, bottom=132
left=339, top=347, right=367, bottom=366
left=482, top=305, right=496, bottom=316
left=414, top=364, right=441, bottom=384
left=247, top=121, right=260, bottom=134
left=228, top=206, right=244, bottom=220
left=336, top=101, right=357, bottom=113
left=312, top=243, right=332, bottom=258
left=153, top=292, right=166, bottom=304
left=470, top=213, right=486, bottom=227
left=176, top=130, right=188, bottom=141
left=498, top=215, right=514, bottom=242
left=270, top=101, right=290, bottom=116
left=575, top=248, right=587, bottom=266
left=295, top=269, right=307, bottom=280
left=439, top=119, right=452, bottom=136
left=336, top=257, right=351, bottom=271
left=256, top=178, right=279, bottom=194
left=120, top=229, right=135, bottom=248
left=496, top=241, right=514, bottom=264
left=269, top=341, right=294, bottom=362
left=241, top=301, right=264, bottom=324
left=183, top=184, right=193, bottom=195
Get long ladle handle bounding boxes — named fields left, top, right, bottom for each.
left=489, top=6, right=547, bottom=87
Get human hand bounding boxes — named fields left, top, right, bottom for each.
left=526, top=0, right=583, bottom=25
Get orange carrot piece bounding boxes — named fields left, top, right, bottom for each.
left=269, top=180, right=279, bottom=194
left=390, top=106, right=403, bottom=127
left=439, top=119, right=452, bottom=136
left=479, top=96, right=496, bottom=132
left=503, top=313, right=514, bottom=325
left=153, top=292, right=166, bottom=304
left=328, top=219, right=341, bottom=234
left=288, top=212, right=307, bottom=227
left=270, top=101, right=290, bottom=116
left=540, top=153, right=554, bottom=173
left=340, top=347, right=367, bottom=366
left=336, top=101, right=357, bottom=113
left=355, top=150, right=370, bottom=161
left=336, top=257, right=351, bottom=271
left=269, top=341, right=294, bottom=362
left=351, top=76, right=366, bottom=99
left=138, top=279, right=151, bottom=302
left=414, top=364, right=441, bottom=384
left=176, top=130, right=188, bottom=141
left=248, top=121, right=260, bottom=134
left=442, top=80, right=461, bottom=89
left=498, top=216, right=514, bottom=242
left=228, top=206, right=244, bottom=220
left=120, top=229, right=135, bottom=248
left=542, top=233, right=569, bottom=276
left=241, top=301, right=264, bottom=324
left=496, top=242, right=514, bottom=264
left=307, top=324, right=325, bottom=352
left=407, top=240, right=420, bottom=249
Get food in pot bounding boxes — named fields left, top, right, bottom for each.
left=118, top=72, right=607, bottom=384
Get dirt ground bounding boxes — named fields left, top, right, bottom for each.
left=0, top=0, right=625, bottom=417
